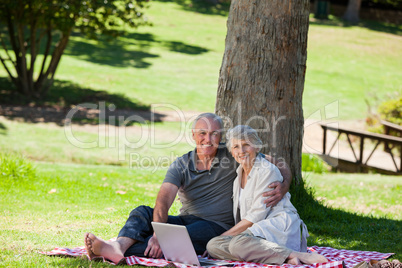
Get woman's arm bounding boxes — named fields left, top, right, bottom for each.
left=220, top=219, right=253, bottom=236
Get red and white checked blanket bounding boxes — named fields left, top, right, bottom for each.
left=41, top=244, right=393, bottom=268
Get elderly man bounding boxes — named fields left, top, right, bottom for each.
left=85, top=113, right=291, bottom=264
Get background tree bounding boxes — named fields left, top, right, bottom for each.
left=343, top=0, right=402, bottom=24
left=343, top=0, right=362, bottom=24
left=215, top=0, right=310, bottom=180
left=0, top=0, right=149, bottom=99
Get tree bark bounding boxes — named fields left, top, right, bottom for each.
left=16, top=23, right=30, bottom=96
left=215, top=0, right=310, bottom=180
left=343, top=0, right=362, bottom=24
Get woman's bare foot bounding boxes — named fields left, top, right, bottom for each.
left=288, top=252, right=328, bottom=264
left=286, top=256, right=302, bottom=265
left=84, top=232, right=125, bottom=264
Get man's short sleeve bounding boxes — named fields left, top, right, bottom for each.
left=163, top=157, right=185, bottom=188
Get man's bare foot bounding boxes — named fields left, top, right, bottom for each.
left=84, top=233, right=100, bottom=260
left=288, top=252, right=328, bottom=264
left=84, top=232, right=125, bottom=264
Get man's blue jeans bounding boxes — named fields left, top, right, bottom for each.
left=118, top=205, right=227, bottom=257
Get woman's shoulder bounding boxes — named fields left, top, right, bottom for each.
left=253, top=155, right=283, bottom=180
left=255, top=154, right=278, bottom=170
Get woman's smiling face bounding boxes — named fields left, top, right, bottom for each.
left=230, top=138, right=259, bottom=167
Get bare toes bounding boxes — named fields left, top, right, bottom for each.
left=84, top=233, right=99, bottom=260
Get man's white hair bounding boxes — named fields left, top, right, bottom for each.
left=192, top=113, right=224, bottom=130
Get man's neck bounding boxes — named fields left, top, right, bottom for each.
left=195, top=152, right=216, bottom=171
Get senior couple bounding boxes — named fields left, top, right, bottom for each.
left=85, top=113, right=327, bottom=265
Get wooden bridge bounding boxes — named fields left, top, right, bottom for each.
left=319, top=122, right=402, bottom=175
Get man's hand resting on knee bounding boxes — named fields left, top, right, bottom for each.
left=144, top=234, right=163, bottom=259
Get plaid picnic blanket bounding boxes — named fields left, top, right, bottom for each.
left=41, top=244, right=393, bottom=268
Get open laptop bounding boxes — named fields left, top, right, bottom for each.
left=151, top=222, right=234, bottom=267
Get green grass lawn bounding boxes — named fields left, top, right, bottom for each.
left=297, top=173, right=401, bottom=259
left=0, top=156, right=400, bottom=267
left=0, top=160, right=168, bottom=267
left=1, top=1, right=401, bottom=118
left=305, top=16, right=402, bottom=120
left=304, top=173, right=401, bottom=221
left=0, top=1, right=401, bottom=267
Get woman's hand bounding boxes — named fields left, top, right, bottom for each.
left=220, top=219, right=253, bottom=236
left=202, top=250, right=210, bottom=258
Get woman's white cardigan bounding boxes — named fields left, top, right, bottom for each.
left=232, top=154, right=309, bottom=252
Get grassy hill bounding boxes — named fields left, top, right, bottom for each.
left=0, top=2, right=401, bottom=266
left=1, top=1, right=401, bottom=119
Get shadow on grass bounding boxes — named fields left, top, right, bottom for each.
left=124, top=33, right=210, bottom=54
left=0, top=77, right=167, bottom=126
left=154, top=0, right=230, bottom=16
left=0, top=121, right=7, bottom=135
left=65, top=32, right=209, bottom=68
left=164, top=40, right=209, bottom=54
left=290, top=180, right=401, bottom=260
left=310, top=15, right=402, bottom=36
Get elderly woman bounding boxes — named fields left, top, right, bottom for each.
left=206, top=125, right=327, bottom=265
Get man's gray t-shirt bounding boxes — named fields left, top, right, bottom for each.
left=163, top=145, right=238, bottom=230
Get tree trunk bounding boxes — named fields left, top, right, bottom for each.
left=343, top=0, right=362, bottom=24
left=36, top=30, right=71, bottom=98
left=215, top=0, right=310, bottom=181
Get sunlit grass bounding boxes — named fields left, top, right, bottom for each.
left=1, top=2, right=400, bottom=118
left=304, top=173, right=401, bottom=220
left=0, top=1, right=401, bottom=266
left=0, top=155, right=401, bottom=267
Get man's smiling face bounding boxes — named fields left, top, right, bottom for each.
left=192, top=117, right=222, bottom=159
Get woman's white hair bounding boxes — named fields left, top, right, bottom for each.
left=226, top=125, right=262, bottom=152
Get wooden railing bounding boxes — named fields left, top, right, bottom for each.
left=381, top=120, right=402, bottom=153
left=381, top=120, right=402, bottom=137
left=320, top=124, right=402, bottom=174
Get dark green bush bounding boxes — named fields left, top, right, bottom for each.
left=301, top=153, right=329, bottom=174
left=378, top=95, right=402, bottom=125
left=365, top=92, right=402, bottom=134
